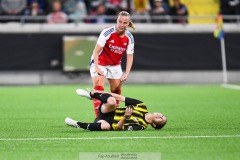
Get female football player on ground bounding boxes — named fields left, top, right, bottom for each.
left=89, top=11, right=136, bottom=117
left=65, top=89, right=167, bottom=131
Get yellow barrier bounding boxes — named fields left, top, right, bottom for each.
left=169, top=0, right=219, bottom=24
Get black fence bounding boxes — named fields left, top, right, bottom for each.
left=0, top=32, right=239, bottom=71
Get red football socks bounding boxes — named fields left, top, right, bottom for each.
left=93, top=86, right=104, bottom=117
left=114, top=89, right=121, bottom=107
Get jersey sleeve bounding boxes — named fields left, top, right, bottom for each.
left=126, top=31, right=134, bottom=54
left=126, top=43, right=134, bottom=54
left=97, top=27, right=114, bottom=47
left=97, top=29, right=108, bottom=47
left=125, top=97, right=143, bottom=106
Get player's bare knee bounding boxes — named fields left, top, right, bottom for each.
left=107, top=97, right=117, bottom=106
left=101, top=122, right=111, bottom=130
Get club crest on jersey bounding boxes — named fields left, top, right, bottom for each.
left=133, top=117, right=139, bottom=122
left=110, top=40, right=114, bottom=43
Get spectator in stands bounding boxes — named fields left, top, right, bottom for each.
left=1, top=0, right=27, bottom=16
left=170, top=0, right=188, bottom=24
left=83, top=0, right=90, bottom=15
left=47, top=0, right=68, bottom=23
left=105, top=0, right=128, bottom=14
left=131, top=0, right=151, bottom=22
left=102, top=0, right=130, bottom=23
left=46, top=0, right=64, bottom=14
left=220, top=0, right=240, bottom=23
left=62, top=0, right=81, bottom=15
left=27, top=0, right=46, bottom=12
left=90, top=3, right=109, bottom=23
left=0, top=4, right=3, bottom=16
left=24, top=1, right=45, bottom=23
left=150, top=0, right=169, bottom=23
left=86, top=0, right=127, bottom=23
left=62, top=0, right=76, bottom=15
left=68, top=0, right=87, bottom=22
left=24, top=1, right=45, bottom=16
left=88, top=0, right=106, bottom=15
left=149, top=0, right=169, bottom=9
left=106, top=0, right=123, bottom=9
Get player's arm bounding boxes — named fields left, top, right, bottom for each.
left=120, top=37, right=134, bottom=82
left=125, top=97, right=143, bottom=106
left=93, top=28, right=108, bottom=76
left=126, top=54, right=133, bottom=75
left=116, top=107, right=132, bottom=130
left=90, top=90, right=142, bottom=105
left=120, top=54, right=134, bottom=82
left=93, top=44, right=104, bottom=76
left=90, top=90, right=126, bottom=102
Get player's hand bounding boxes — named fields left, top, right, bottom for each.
left=120, top=73, right=129, bottom=82
left=124, top=107, right=132, bottom=119
left=95, top=66, right=104, bottom=76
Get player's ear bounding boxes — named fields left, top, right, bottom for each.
left=151, top=123, right=156, bottom=128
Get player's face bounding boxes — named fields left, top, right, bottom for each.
left=116, top=15, right=130, bottom=32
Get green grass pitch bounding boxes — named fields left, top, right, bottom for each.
left=0, top=84, right=240, bottom=160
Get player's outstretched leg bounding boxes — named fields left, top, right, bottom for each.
left=65, top=117, right=107, bottom=131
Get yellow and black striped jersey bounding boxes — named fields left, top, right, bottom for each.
left=112, top=97, right=149, bottom=130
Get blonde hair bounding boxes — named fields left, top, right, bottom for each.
left=118, top=11, right=136, bottom=30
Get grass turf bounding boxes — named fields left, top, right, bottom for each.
left=0, top=84, right=240, bottom=160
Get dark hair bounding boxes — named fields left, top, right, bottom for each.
left=151, top=120, right=167, bottom=130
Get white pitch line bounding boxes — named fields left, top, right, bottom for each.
left=0, top=135, right=240, bottom=141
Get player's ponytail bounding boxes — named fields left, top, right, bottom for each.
left=118, top=11, right=136, bottom=30
left=129, top=20, right=136, bottom=30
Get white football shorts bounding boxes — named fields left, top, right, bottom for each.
left=90, top=64, right=123, bottom=79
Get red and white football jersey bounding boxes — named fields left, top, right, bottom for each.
left=91, top=26, right=134, bottom=66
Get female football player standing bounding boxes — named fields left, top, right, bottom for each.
left=89, top=11, right=136, bottom=117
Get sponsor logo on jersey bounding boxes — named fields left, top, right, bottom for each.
left=109, top=44, right=126, bottom=54
left=133, top=117, right=139, bottom=122
left=110, top=40, right=114, bottom=43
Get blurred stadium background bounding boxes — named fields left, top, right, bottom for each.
left=0, top=0, right=239, bottom=85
